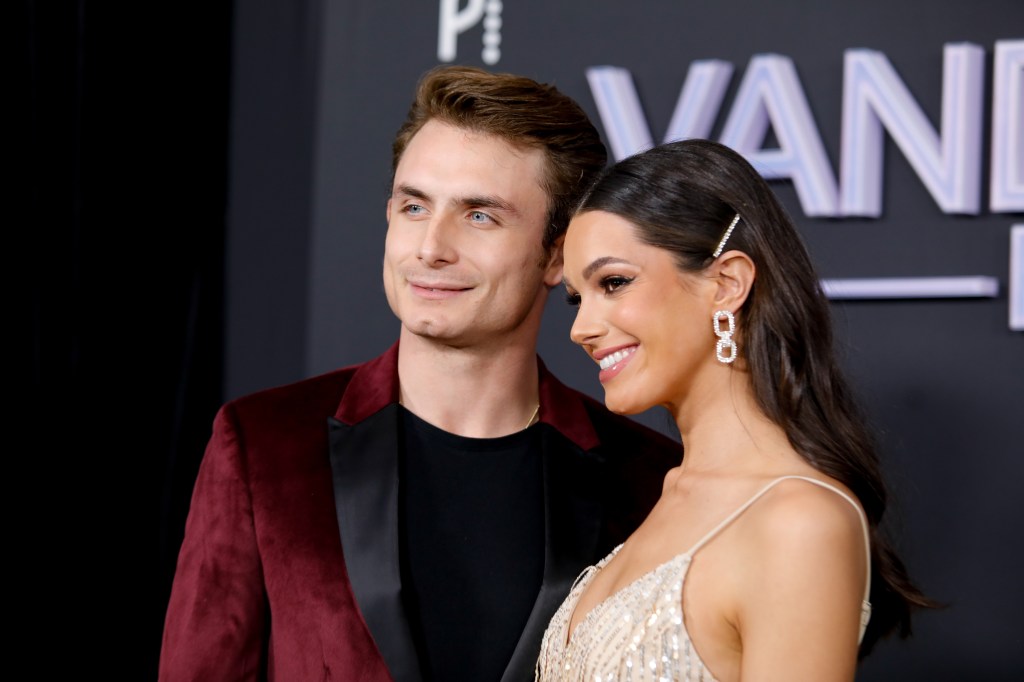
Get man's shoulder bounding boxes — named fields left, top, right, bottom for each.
left=583, top=395, right=680, bottom=454
left=543, top=377, right=680, bottom=536
left=545, top=374, right=681, bottom=456
left=221, top=360, right=366, bottom=426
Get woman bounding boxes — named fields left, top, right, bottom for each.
left=536, top=139, right=929, bottom=681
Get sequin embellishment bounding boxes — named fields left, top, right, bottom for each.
left=535, top=544, right=716, bottom=682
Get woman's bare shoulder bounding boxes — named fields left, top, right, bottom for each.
left=731, top=475, right=869, bottom=613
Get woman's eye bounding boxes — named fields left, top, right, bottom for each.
left=601, top=276, right=633, bottom=294
left=565, top=291, right=581, bottom=307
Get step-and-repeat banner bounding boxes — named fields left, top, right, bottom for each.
left=227, top=2, right=1022, bottom=678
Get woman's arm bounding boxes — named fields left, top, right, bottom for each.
left=735, top=481, right=868, bottom=681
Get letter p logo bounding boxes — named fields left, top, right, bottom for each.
left=438, top=0, right=503, bottom=65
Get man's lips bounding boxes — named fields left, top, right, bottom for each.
left=408, top=280, right=474, bottom=299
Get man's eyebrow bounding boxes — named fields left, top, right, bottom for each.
left=394, top=184, right=430, bottom=201
left=583, top=256, right=632, bottom=280
left=456, top=195, right=519, bottom=215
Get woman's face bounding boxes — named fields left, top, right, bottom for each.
left=563, top=210, right=718, bottom=415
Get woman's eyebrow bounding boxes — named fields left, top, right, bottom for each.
left=583, top=256, right=632, bottom=280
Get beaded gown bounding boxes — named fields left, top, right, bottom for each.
left=535, top=476, right=872, bottom=682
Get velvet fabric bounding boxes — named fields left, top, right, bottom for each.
left=160, top=341, right=682, bottom=681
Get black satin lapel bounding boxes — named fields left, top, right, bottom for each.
left=328, top=405, right=422, bottom=682
left=502, top=425, right=605, bottom=682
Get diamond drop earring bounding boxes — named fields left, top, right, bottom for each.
left=712, top=310, right=737, bottom=364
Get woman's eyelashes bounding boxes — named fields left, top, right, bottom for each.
left=564, top=275, right=635, bottom=306
left=600, top=275, right=634, bottom=294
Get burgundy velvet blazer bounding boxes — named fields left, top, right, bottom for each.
left=159, top=342, right=681, bottom=681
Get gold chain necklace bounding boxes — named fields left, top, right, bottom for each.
left=525, top=403, right=540, bottom=429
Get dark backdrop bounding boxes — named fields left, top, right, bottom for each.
left=29, top=0, right=229, bottom=675
left=29, top=0, right=1021, bottom=679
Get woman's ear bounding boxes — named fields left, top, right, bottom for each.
left=709, top=249, right=755, bottom=311
left=543, top=234, right=565, bottom=288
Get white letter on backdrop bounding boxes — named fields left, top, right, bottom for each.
left=840, top=44, right=984, bottom=216
left=718, top=54, right=839, bottom=217
left=437, top=0, right=486, bottom=62
left=991, top=40, right=1024, bottom=212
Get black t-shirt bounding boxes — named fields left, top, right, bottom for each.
left=399, top=407, right=546, bottom=682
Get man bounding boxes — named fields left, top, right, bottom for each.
left=160, top=66, right=682, bottom=682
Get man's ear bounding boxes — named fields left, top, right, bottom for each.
left=385, top=197, right=392, bottom=222
left=543, top=234, right=565, bottom=288
left=709, top=249, right=755, bottom=311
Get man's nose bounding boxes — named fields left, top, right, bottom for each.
left=417, top=213, right=458, bottom=266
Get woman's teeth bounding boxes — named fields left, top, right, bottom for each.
left=599, top=347, right=635, bottom=370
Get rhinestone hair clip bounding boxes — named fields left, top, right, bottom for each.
left=712, top=213, right=741, bottom=258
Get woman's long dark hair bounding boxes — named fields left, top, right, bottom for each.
left=578, top=138, right=931, bottom=655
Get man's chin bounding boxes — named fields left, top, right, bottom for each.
left=402, top=320, right=464, bottom=344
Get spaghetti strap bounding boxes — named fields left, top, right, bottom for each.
left=685, top=475, right=873, bottom=642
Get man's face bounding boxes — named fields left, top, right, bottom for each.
left=384, top=120, right=561, bottom=348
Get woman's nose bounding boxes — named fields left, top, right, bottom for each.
left=569, top=299, right=605, bottom=347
